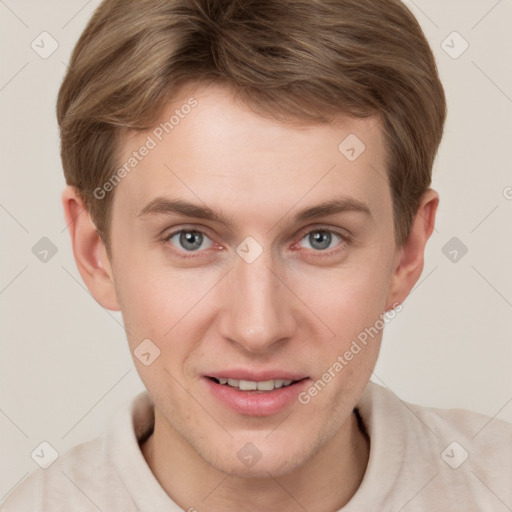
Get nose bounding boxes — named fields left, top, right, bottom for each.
left=217, top=246, right=297, bottom=354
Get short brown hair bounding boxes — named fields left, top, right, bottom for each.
left=57, top=0, right=446, bottom=251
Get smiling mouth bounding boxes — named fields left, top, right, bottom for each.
left=207, top=377, right=307, bottom=392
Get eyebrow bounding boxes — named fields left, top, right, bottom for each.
left=137, top=195, right=371, bottom=227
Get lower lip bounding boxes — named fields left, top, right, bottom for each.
left=203, top=377, right=310, bottom=416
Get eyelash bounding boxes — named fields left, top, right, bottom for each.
left=161, top=226, right=351, bottom=260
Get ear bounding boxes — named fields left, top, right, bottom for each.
left=385, top=188, right=439, bottom=310
left=61, top=185, right=121, bottom=311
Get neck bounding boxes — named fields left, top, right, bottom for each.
left=141, top=409, right=369, bottom=512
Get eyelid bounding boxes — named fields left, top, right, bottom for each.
left=296, top=223, right=352, bottom=241
left=162, top=224, right=216, bottom=241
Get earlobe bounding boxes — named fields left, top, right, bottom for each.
left=385, top=189, right=439, bottom=310
left=61, top=185, right=121, bottom=311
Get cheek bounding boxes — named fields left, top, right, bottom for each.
left=114, top=265, right=206, bottom=396
left=114, top=274, right=164, bottom=343
left=293, top=260, right=391, bottom=338
left=113, top=258, right=216, bottom=350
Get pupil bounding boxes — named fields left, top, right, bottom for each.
left=310, top=231, right=331, bottom=250
left=180, top=231, right=202, bottom=251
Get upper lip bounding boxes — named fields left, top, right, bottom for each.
left=206, top=370, right=309, bottom=381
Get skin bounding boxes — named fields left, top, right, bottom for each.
left=62, top=82, right=438, bottom=511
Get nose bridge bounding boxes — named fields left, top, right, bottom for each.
left=220, top=244, right=295, bottom=352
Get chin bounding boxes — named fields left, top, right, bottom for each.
left=201, top=438, right=314, bottom=479
left=215, top=457, right=301, bottom=479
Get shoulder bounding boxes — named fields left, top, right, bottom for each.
left=0, top=392, right=154, bottom=512
left=351, top=381, right=512, bottom=510
left=361, top=380, right=512, bottom=448
left=0, top=436, right=128, bottom=512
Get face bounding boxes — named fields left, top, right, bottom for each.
left=103, top=82, right=401, bottom=477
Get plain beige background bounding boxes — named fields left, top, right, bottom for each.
left=1, top=0, right=511, bottom=501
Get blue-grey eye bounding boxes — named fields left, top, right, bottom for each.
left=299, top=230, right=342, bottom=251
left=167, top=230, right=213, bottom=251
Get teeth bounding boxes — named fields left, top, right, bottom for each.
left=239, top=380, right=258, bottom=391
left=216, top=378, right=297, bottom=391
left=274, top=379, right=284, bottom=389
left=256, top=380, right=275, bottom=391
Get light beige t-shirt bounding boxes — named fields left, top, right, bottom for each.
left=2, top=381, right=511, bottom=511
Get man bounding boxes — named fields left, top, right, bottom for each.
left=2, top=0, right=511, bottom=510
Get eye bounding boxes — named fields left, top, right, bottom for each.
left=297, top=229, right=346, bottom=252
left=165, top=229, right=214, bottom=252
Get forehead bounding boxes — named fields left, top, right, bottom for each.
left=113, top=83, right=390, bottom=227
